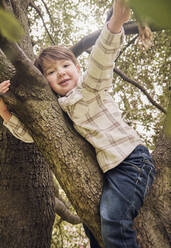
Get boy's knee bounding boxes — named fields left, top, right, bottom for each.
left=100, top=184, right=130, bottom=221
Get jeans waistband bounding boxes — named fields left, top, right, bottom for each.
left=133, top=145, right=152, bottom=156
left=126, top=145, right=155, bottom=168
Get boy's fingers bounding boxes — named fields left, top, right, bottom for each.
left=4, top=81, right=10, bottom=86
left=0, top=86, right=10, bottom=95
left=0, top=81, right=10, bottom=91
left=4, top=87, right=9, bottom=93
left=0, top=80, right=10, bottom=86
left=0, top=85, right=9, bottom=91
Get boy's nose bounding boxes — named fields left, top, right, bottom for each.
left=58, top=69, right=65, bottom=77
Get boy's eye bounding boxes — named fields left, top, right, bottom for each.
left=47, top=71, right=54, bottom=75
left=64, top=63, right=70, bottom=68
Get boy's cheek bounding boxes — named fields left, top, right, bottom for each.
left=47, top=80, right=55, bottom=89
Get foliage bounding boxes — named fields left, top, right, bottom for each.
left=126, top=0, right=171, bottom=136
left=127, top=0, right=171, bottom=28
left=28, top=0, right=111, bottom=53
left=51, top=217, right=88, bottom=248
left=114, top=30, right=170, bottom=148
left=0, top=8, right=24, bottom=42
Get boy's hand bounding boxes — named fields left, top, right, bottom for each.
left=0, top=80, right=10, bottom=95
left=108, top=0, right=130, bottom=33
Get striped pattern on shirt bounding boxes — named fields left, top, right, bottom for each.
left=59, top=24, right=142, bottom=172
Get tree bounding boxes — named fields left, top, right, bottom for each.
left=0, top=0, right=170, bottom=247
left=0, top=1, right=55, bottom=247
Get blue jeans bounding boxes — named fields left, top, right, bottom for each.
left=84, top=145, right=155, bottom=248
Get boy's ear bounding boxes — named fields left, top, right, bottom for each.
left=76, top=64, right=81, bottom=73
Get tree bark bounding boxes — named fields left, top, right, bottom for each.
left=0, top=124, right=55, bottom=248
left=135, top=129, right=171, bottom=248
left=0, top=1, right=55, bottom=247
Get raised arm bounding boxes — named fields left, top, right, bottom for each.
left=83, top=0, right=130, bottom=92
left=108, top=0, right=130, bottom=33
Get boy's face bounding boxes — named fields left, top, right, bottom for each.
left=44, top=59, right=80, bottom=96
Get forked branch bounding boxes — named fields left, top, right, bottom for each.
left=114, top=67, right=167, bottom=114
left=29, top=1, right=55, bottom=45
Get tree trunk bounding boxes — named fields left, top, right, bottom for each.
left=135, top=130, right=171, bottom=248
left=0, top=1, right=55, bottom=247
left=0, top=123, right=55, bottom=248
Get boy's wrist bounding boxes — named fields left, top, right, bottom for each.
left=107, top=16, right=123, bottom=34
left=0, top=109, right=12, bottom=123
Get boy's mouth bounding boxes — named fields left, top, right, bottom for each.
left=58, top=79, right=70, bottom=86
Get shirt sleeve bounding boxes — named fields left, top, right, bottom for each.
left=3, top=114, right=34, bottom=143
left=83, top=23, right=125, bottom=91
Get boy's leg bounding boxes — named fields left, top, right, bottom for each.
left=83, top=224, right=101, bottom=248
left=100, top=145, right=155, bottom=248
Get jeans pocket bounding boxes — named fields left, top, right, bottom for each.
left=144, top=165, right=155, bottom=197
left=135, top=162, right=155, bottom=204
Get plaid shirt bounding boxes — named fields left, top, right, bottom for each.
left=4, top=24, right=142, bottom=172
left=58, top=25, right=142, bottom=172
left=4, top=114, right=34, bottom=143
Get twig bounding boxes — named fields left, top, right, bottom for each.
left=40, top=0, right=54, bottom=29
left=51, top=171, right=71, bottom=209
left=54, top=197, right=81, bottom=225
left=114, top=67, right=167, bottom=114
left=52, top=168, right=80, bottom=225
left=115, top=34, right=138, bottom=62
left=29, top=1, right=55, bottom=45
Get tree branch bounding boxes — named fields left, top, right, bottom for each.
left=29, top=1, right=55, bottom=45
left=0, top=33, right=49, bottom=91
left=52, top=171, right=72, bottom=209
left=71, top=21, right=162, bottom=57
left=84, top=33, right=138, bottom=61
left=115, top=35, right=138, bottom=62
left=40, top=0, right=54, bottom=27
left=0, top=49, right=16, bottom=82
left=52, top=170, right=81, bottom=225
left=54, top=197, right=81, bottom=225
left=114, top=67, right=167, bottom=114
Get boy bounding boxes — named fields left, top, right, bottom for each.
left=0, top=1, right=155, bottom=247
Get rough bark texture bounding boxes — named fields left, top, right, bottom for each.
left=135, top=130, right=171, bottom=248
left=0, top=124, right=55, bottom=248
left=8, top=85, right=104, bottom=244
left=0, top=50, right=16, bottom=82
left=0, top=1, right=170, bottom=248
left=0, top=1, right=55, bottom=247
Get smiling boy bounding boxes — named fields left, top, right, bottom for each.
left=0, top=1, right=155, bottom=247
left=36, top=46, right=81, bottom=96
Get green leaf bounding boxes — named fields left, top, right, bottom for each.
left=0, top=8, right=24, bottom=42
left=128, top=0, right=171, bottom=29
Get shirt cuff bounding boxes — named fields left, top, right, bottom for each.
left=3, top=113, right=34, bottom=143
left=3, top=113, right=18, bottom=127
left=101, top=23, right=125, bottom=48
